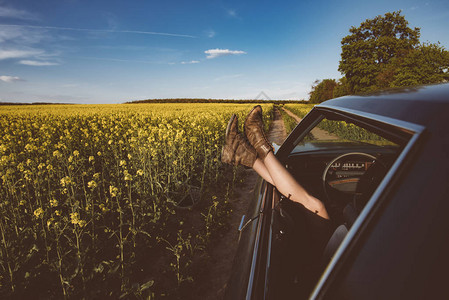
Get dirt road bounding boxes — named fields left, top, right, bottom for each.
left=268, top=108, right=288, bottom=145
left=281, top=107, right=338, bottom=140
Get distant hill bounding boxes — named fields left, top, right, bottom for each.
left=0, top=99, right=309, bottom=105
left=126, top=98, right=308, bottom=104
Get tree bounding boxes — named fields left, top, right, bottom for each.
left=333, top=77, right=352, bottom=97
left=392, top=42, right=449, bottom=87
left=339, top=11, right=421, bottom=93
left=311, top=11, right=449, bottom=99
left=309, top=79, right=337, bottom=103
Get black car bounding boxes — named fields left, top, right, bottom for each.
left=225, top=83, right=449, bottom=300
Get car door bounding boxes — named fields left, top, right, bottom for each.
left=268, top=103, right=427, bottom=299
left=225, top=177, right=274, bottom=300
left=227, top=101, right=428, bottom=299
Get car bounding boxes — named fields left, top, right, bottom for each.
left=225, top=83, right=449, bottom=300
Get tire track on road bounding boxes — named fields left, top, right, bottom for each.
left=281, top=107, right=338, bottom=140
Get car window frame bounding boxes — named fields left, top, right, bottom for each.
left=278, top=105, right=426, bottom=299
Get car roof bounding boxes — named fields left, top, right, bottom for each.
left=317, top=83, right=449, bottom=130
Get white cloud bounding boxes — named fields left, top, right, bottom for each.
left=0, top=6, right=38, bottom=20
left=0, top=75, right=22, bottom=82
left=19, top=60, right=59, bottom=66
left=0, top=24, right=77, bottom=46
left=205, top=48, right=246, bottom=59
left=227, top=9, right=237, bottom=18
left=0, top=24, right=61, bottom=66
left=0, top=26, right=30, bottom=43
left=204, top=29, right=216, bottom=38
left=214, top=74, right=243, bottom=81
left=181, top=60, right=200, bottom=64
left=0, top=25, right=55, bottom=47
left=0, top=48, right=44, bottom=60
left=103, top=12, right=119, bottom=30
left=62, top=83, right=79, bottom=88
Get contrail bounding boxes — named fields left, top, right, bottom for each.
left=0, top=24, right=197, bottom=38
left=73, top=56, right=167, bottom=64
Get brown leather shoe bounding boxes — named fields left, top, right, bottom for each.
left=244, top=105, right=273, bottom=159
left=221, top=114, right=257, bottom=168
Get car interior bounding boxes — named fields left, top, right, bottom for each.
left=268, top=112, right=409, bottom=299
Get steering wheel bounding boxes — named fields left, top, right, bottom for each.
left=322, top=152, right=378, bottom=204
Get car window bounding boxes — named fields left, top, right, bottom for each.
left=292, top=117, right=399, bottom=154
left=285, top=112, right=408, bottom=228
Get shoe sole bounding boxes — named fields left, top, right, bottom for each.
left=243, top=105, right=273, bottom=156
left=225, top=114, right=237, bottom=137
left=221, top=114, right=237, bottom=163
left=244, top=105, right=262, bottom=136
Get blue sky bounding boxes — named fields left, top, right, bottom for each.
left=1, top=0, right=448, bottom=103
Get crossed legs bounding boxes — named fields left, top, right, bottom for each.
left=221, top=106, right=330, bottom=220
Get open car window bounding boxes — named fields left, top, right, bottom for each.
left=292, top=117, right=400, bottom=154
left=286, top=111, right=409, bottom=226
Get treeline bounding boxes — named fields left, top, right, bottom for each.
left=309, top=11, right=449, bottom=103
left=0, top=102, right=74, bottom=105
left=126, top=98, right=308, bottom=104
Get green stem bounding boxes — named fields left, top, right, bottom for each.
left=56, top=236, right=68, bottom=300
left=116, top=197, right=125, bottom=291
left=0, top=217, right=14, bottom=292
left=128, top=184, right=136, bottom=249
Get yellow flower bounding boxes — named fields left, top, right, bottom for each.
left=60, top=176, right=72, bottom=187
left=109, top=185, right=118, bottom=197
left=124, top=170, right=132, bottom=181
left=99, top=203, right=109, bottom=212
left=47, top=218, right=54, bottom=229
left=88, top=180, right=97, bottom=189
left=50, top=199, right=58, bottom=207
left=70, top=212, right=80, bottom=225
left=34, top=208, right=44, bottom=218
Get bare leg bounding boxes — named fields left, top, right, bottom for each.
left=252, top=158, right=275, bottom=186
left=262, top=152, right=329, bottom=219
